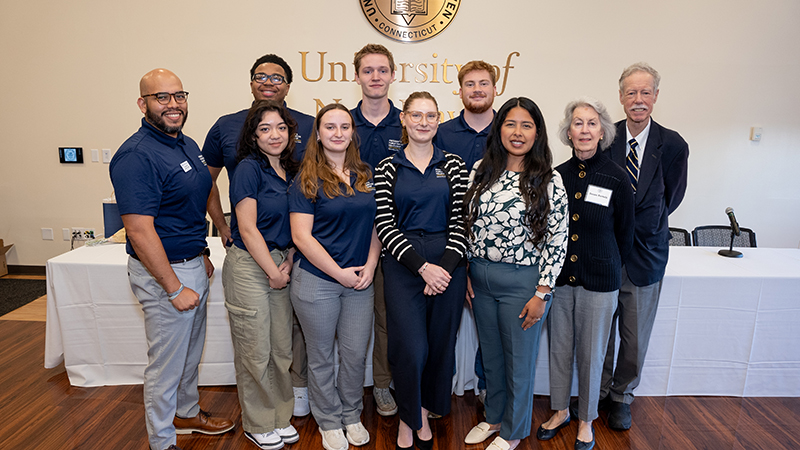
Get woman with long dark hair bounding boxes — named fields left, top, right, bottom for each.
left=222, top=100, right=301, bottom=449
left=463, top=97, right=568, bottom=450
left=288, top=103, right=381, bottom=450
left=374, top=91, right=469, bottom=450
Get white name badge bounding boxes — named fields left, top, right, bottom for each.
left=180, top=161, right=192, bottom=172
left=585, top=185, right=612, bottom=207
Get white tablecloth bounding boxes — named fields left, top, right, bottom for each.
left=45, top=244, right=800, bottom=396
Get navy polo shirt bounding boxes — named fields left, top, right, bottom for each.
left=229, top=156, right=292, bottom=252
left=288, top=174, right=377, bottom=283
left=392, top=146, right=449, bottom=233
left=433, top=109, right=493, bottom=171
left=110, top=118, right=212, bottom=261
left=202, top=103, right=314, bottom=179
left=351, top=100, right=403, bottom=170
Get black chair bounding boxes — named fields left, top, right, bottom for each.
left=668, top=227, right=692, bottom=246
left=692, top=225, right=757, bottom=248
left=210, top=212, right=232, bottom=237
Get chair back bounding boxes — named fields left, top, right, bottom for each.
left=692, top=225, right=757, bottom=247
left=669, top=227, right=692, bottom=246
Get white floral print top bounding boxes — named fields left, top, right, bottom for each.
left=470, top=168, right=569, bottom=287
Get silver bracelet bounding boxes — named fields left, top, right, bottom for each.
left=168, top=283, right=185, bottom=301
left=419, top=262, right=429, bottom=275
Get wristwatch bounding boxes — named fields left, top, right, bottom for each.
left=534, top=290, right=552, bottom=302
left=201, top=247, right=211, bottom=257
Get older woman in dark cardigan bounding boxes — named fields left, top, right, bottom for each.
left=536, top=98, right=634, bottom=450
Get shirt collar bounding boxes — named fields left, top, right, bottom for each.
left=353, top=99, right=401, bottom=128
left=140, top=118, right=184, bottom=148
left=455, top=109, right=494, bottom=135
left=626, top=118, right=652, bottom=153
left=392, top=144, right=446, bottom=169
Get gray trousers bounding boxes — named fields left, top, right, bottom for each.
left=548, top=285, right=618, bottom=421
left=372, top=260, right=392, bottom=389
left=128, top=256, right=207, bottom=450
left=222, top=245, right=293, bottom=433
left=290, top=263, right=373, bottom=430
left=470, top=258, right=549, bottom=441
left=601, top=267, right=663, bottom=404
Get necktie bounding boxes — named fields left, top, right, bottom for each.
left=627, top=138, right=640, bottom=191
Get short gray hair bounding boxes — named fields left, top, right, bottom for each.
left=618, top=62, right=660, bottom=92
left=558, top=97, right=616, bottom=151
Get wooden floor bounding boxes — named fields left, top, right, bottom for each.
left=1, top=281, right=799, bottom=450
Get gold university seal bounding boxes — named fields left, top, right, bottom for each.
left=360, top=0, right=461, bottom=43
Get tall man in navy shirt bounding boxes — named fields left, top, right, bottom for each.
left=350, top=43, right=402, bottom=417
left=202, top=54, right=315, bottom=417
left=203, top=54, right=314, bottom=245
left=434, top=60, right=497, bottom=171
left=601, top=62, right=689, bottom=430
left=110, top=69, right=234, bottom=450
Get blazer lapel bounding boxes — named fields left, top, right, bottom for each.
left=636, top=120, right=663, bottom=205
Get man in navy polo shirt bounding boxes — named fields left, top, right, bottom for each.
left=350, top=43, right=402, bottom=417
left=434, top=60, right=498, bottom=171
left=203, top=54, right=314, bottom=246
left=110, top=69, right=234, bottom=450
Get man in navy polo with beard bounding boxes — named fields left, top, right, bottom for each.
left=110, top=68, right=234, bottom=450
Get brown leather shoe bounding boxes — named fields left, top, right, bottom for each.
left=173, top=409, right=234, bottom=435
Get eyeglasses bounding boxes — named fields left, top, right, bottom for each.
left=141, top=91, right=189, bottom=105
left=406, top=111, right=440, bottom=124
left=252, top=73, right=286, bottom=85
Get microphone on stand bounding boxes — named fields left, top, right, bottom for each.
left=725, top=207, right=741, bottom=236
left=719, top=207, right=743, bottom=258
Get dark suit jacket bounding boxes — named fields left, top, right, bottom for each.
left=609, top=119, right=689, bottom=286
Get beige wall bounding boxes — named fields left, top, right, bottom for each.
left=1, top=0, right=799, bottom=265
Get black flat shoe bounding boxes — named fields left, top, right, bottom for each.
left=414, top=433, right=433, bottom=450
left=607, top=400, right=632, bottom=431
left=574, top=424, right=595, bottom=450
left=396, top=443, right=413, bottom=450
left=536, top=414, right=571, bottom=441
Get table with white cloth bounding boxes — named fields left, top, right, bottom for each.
left=46, top=245, right=800, bottom=396
left=453, top=247, right=800, bottom=397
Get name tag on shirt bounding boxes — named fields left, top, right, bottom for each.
left=586, top=185, right=612, bottom=207
left=180, top=161, right=192, bottom=172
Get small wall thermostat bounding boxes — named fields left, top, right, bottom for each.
left=59, top=147, right=84, bottom=164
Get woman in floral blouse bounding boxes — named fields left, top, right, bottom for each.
left=463, top=97, right=568, bottom=450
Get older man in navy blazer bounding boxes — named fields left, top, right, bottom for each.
left=601, top=62, right=689, bottom=430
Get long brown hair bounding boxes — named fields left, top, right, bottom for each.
left=297, top=103, right=372, bottom=200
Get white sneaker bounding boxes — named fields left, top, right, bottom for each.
left=319, top=427, right=348, bottom=450
left=344, top=422, right=370, bottom=446
left=245, top=431, right=284, bottom=450
left=293, top=387, right=310, bottom=417
left=373, top=387, right=398, bottom=416
left=275, top=425, right=299, bottom=444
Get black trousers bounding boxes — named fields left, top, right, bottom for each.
left=383, top=231, right=466, bottom=430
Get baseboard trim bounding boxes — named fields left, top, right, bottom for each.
left=7, top=265, right=46, bottom=276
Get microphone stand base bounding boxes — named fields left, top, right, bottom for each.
left=718, top=249, right=743, bottom=258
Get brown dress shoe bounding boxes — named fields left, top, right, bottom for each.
left=173, top=409, right=235, bottom=435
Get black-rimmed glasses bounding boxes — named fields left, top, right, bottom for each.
left=252, top=73, right=286, bottom=85
left=141, top=91, right=189, bottom=105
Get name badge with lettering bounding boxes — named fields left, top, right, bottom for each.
left=585, top=185, right=612, bottom=207
left=180, top=161, right=192, bottom=172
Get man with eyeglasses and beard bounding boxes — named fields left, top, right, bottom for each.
left=434, top=60, right=498, bottom=172
left=202, top=54, right=315, bottom=419
left=110, top=69, right=235, bottom=450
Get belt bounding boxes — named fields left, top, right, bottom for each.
left=131, top=251, right=203, bottom=265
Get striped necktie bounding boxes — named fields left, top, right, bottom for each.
left=627, top=138, right=640, bottom=191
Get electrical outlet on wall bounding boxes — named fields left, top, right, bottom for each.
left=71, top=228, right=96, bottom=241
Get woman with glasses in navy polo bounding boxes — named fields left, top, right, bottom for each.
left=374, top=91, right=469, bottom=450
left=288, top=103, right=381, bottom=450
left=222, top=100, right=300, bottom=450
